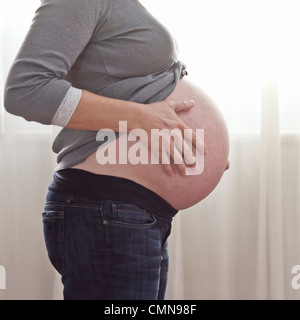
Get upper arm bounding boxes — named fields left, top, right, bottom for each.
left=4, top=0, right=104, bottom=125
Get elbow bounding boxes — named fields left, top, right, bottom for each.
left=4, top=85, right=36, bottom=122
left=4, top=86, right=22, bottom=116
left=4, top=87, right=21, bottom=117
left=4, top=56, right=73, bottom=126
left=4, top=81, right=55, bottom=126
left=4, top=69, right=74, bottom=126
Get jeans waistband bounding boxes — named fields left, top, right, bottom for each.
left=48, top=169, right=178, bottom=221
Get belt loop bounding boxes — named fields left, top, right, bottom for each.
left=66, top=195, right=73, bottom=204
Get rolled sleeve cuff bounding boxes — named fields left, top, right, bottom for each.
left=51, top=87, right=82, bottom=127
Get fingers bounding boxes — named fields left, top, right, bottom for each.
left=170, top=135, right=187, bottom=176
left=159, top=128, right=200, bottom=177
left=162, top=163, right=176, bottom=177
left=169, top=100, right=195, bottom=113
left=168, top=100, right=208, bottom=155
left=158, top=131, right=185, bottom=177
left=150, top=98, right=208, bottom=177
left=181, top=122, right=208, bottom=155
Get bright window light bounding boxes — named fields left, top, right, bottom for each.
left=141, top=0, right=300, bottom=124
left=1, top=0, right=300, bottom=132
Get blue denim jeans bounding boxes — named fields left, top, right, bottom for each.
left=42, top=190, right=172, bottom=300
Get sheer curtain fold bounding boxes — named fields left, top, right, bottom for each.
left=256, top=74, right=284, bottom=299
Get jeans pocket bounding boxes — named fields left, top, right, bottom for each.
left=109, top=202, right=156, bottom=228
left=42, top=211, right=65, bottom=274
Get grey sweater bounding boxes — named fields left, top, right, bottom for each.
left=4, top=0, right=186, bottom=170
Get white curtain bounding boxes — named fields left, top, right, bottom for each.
left=1, top=0, right=300, bottom=300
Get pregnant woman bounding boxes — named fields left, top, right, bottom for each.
left=4, top=0, right=229, bottom=300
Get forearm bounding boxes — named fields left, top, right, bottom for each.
left=66, top=90, right=146, bottom=132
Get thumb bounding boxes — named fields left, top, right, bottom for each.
left=170, top=100, right=195, bottom=113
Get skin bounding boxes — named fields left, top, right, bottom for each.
left=66, top=82, right=200, bottom=177
left=70, top=78, right=230, bottom=210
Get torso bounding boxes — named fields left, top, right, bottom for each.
left=73, top=78, right=230, bottom=210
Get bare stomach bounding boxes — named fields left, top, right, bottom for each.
left=73, top=78, right=230, bottom=210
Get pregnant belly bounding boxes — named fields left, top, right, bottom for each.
left=73, top=78, right=230, bottom=210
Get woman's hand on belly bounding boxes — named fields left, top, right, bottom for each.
left=141, top=99, right=207, bottom=177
